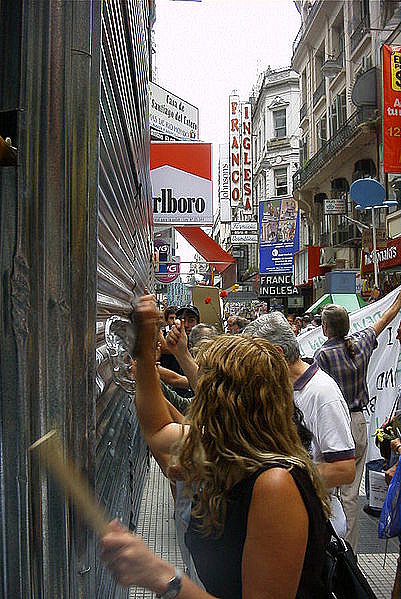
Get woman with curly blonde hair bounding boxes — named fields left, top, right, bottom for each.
left=101, top=296, right=331, bottom=599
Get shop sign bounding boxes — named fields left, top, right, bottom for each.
left=259, top=198, right=299, bottom=273
left=231, top=221, right=258, bottom=232
left=241, top=103, right=253, bottom=214
left=362, top=236, right=401, bottom=273
left=151, top=142, right=212, bottom=225
left=324, top=198, right=347, bottom=215
left=219, top=144, right=231, bottom=223
left=229, top=95, right=241, bottom=207
left=231, top=233, right=258, bottom=244
left=154, top=239, right=179, bottom=284
left=150, top=82, right=199, bottom=141
left=383, top=45, right=401, bottom=173
left=259, top=273, right=299, bottom=297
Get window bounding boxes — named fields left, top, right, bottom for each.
left=273, top=109, right=286, bottom=138
left=329, top=90, right=347, bottom=137
left=300, top=135, right=308, bottom=166
left=275, top=167, right=288, bottom=196
left=316, top=114, right=327, bottom=150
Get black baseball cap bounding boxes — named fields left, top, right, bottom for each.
left=176, top=305, right=200, bottom=323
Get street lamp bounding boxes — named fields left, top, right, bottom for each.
left=350, top=178, right=398, bottom=287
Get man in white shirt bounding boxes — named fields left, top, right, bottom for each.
left=244, top=312, right=356, bottom=535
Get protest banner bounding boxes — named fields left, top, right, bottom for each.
left=298, top=286, right=401, bottom=462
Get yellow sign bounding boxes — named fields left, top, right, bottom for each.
left=391, top=50, right=401, bottom=92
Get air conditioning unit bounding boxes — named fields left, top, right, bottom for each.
left=320, top=247, right=336, bottom=266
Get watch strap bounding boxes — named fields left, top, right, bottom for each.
left=156, top=567, right=182, bottom=599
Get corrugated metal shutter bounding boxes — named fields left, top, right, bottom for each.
left=0, top=0, right=153, bottom=597
left=96, top=2, right=153, bottom=595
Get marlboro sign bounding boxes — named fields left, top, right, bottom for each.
left=150, top=142, right=213, bottom=225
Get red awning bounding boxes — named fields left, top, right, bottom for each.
left=175, top=226, right=236, bottom=273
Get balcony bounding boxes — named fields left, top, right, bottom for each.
left=351, top=14, right=370, bottom=53
left=300, top=102, right=307, bottom=122
left=313, top=80, right=325, bottom=107
left=293, top=106, right=376, bottom=190
left=292, top=0, right=323, bottom=58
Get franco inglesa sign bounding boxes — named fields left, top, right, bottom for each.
left=150, top=82, right=199, bottom=141
left=151, top=142, right=212, bottom=226
left=259, top=273, right=299, bottom=298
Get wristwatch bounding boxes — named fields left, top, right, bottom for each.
left=156, top=568, right=182, bottom=599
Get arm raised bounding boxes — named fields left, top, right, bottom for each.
left=166, top=320, right=199, bottom=391
left=134, top=296, right=184, bottom=455
left=373, top=290, right=401, bottom=336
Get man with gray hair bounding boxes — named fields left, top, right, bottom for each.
left=244, top=312, right=356, bottom=536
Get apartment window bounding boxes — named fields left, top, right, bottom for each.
left=337, top=90, right=347, bottom=128
left=300, top=135, right=308, bottom=166
left=273, top=109, right=287, bottom=138
left=316, top=114, right=327, bottom=150
left=329, top=90, right=347, bottom=137
left=275, top=167, right=288, bottom=196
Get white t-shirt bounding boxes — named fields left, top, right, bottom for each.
left=293, top=363, right=355, bottom=463
left=293, top=363, right=355, bottom=537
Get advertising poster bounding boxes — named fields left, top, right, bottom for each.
left=151, top=142, right=213, bottom=225
left=259, top=198, right=299, bottom=273
left=383, top=45, right=401, bottom=174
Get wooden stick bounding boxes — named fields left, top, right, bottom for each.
left=30, top=430, right=109, bottom=537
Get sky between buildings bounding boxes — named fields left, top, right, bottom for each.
left=154, top=0, right=301, bottom=272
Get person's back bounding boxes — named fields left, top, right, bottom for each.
left=186, top=463, right=329, bottom=599
left=315, top=294, right=401, bottom=551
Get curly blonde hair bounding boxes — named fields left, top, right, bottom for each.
left=173, top=334, right=330, bottom=536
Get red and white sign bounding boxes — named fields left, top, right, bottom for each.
left=229, top=95, right=241, bottom=207
left=241, top=103, right=253, bottom=214
left=383, top=45, right=401, bottom=174
left=151, top=142, right=212, bottom=225
left=361, top=236, right=401, bottom=273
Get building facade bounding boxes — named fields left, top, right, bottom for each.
left=250, top=66, right=303, bottom=310
left=292, top=0, right=401, bottom=299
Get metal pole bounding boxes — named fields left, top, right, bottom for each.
left=371, top=206, right=379, bottom=287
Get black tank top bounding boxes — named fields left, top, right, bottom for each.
left=185, top=464, right=329, bottom=599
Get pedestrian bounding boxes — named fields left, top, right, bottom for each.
left=314, top=291, right=401, bottom=551
left=163, top=305, right=178, bottom=334
left=244, top=312, right=356, bottom=536
left=101, top=295, right=331, bottom=598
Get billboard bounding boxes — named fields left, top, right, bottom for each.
left=383, top=45, right=401, bottom=173
left=151, top=142, right=213, bottom=225
left=150, top=82, right=199, bottom=141
left=259, top=198, right=299, bottom=273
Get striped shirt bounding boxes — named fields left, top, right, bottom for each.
left=314, top=326, right=377, bottom=411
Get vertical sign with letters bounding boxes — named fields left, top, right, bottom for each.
left=241, top=103, right=253, bottom=214
left=229, top=95, right=241, bottom=207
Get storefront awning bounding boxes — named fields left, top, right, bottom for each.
left=305, top=293, right=368, bottom=314
left=175, top=226, right=236, bottom=273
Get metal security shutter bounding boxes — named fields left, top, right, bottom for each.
left=0, top=0, right=153, bottom=597
left=96, top=1, right=153, bottom=597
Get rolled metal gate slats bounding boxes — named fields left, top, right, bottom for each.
left=95, top=0, right=152, bottom=596
left=0, top=0, right=152, bottom=596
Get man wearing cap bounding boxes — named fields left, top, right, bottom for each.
left=175, top=305, right=200, bottom=336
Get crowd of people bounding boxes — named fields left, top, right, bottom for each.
left=99, top=290, right=401, bottom=598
